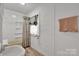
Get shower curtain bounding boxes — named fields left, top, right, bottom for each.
left=22, top=15, right=38, bottom=48
left=22, top=16, right=31, bottom=48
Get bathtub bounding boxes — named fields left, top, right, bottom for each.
left=0, top=45, right=25, bottom=56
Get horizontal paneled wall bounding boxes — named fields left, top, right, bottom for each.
left=27, top=3, right=79, bottom=56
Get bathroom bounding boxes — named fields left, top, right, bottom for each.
left=1, top=3, right=79, bottom=56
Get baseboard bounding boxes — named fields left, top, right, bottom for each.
left=26, top=47, right=44, bottom=56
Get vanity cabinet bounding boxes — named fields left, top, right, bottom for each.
left=59, top=16, right=78, bottom=32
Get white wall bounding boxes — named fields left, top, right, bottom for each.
left=27, top=6, right=41, bottom=54
left=2, top=8, right=25, bottom=45
left=27, top=4, right=55, bottom=55
left=55, top=4, right=79, bottom=56
left=0, top=4, right=4, bottom=52
left=27, top=3, right=79, bottom=56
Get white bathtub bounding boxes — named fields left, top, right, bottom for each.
left=0, top=45, right=25, bottom=56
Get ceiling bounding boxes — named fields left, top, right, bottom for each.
left=3, top=3, right=40, bottom=14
